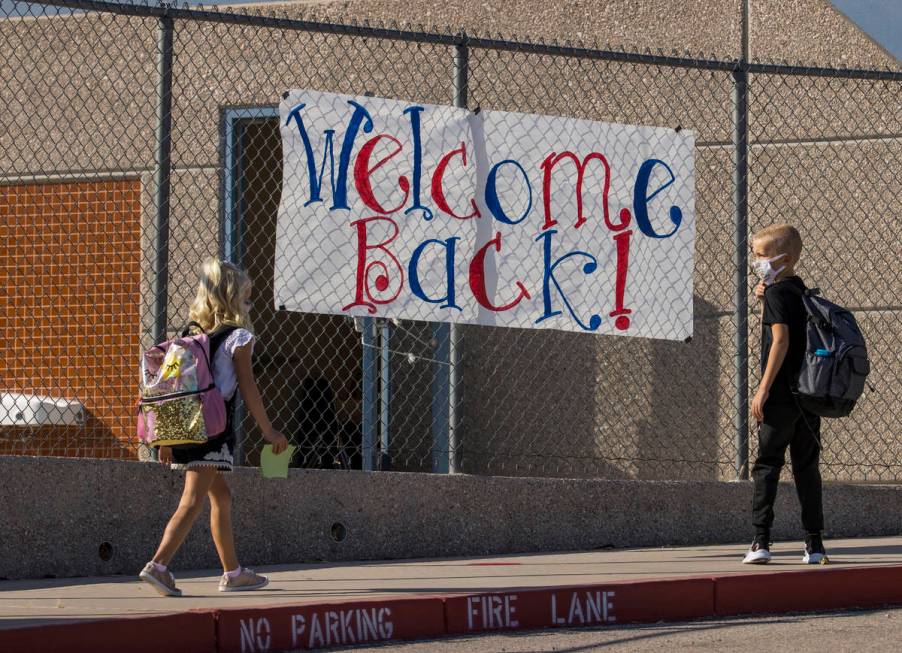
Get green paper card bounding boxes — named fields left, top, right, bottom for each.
left=260, top=444, right=297, bottom=478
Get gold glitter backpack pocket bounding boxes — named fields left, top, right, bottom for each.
left=137, top=323, right=229, bottom=447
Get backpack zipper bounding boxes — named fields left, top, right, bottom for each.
left=140, top=385, right=215, bottom=404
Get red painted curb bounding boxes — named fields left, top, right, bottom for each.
left=445, top=578, right=715, bottom=635
left=4, top=565, right=902, bottom=652
left=715, top=564, right=902, bottom=616
left=215, top=596, right=446, bottom=652
left=0, top=609, right=217, bottom=653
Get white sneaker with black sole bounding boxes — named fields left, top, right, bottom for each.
left=742, top=534, right=772, bottom=564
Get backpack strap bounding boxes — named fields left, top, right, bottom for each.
left=791, top=392, right=823, bottom=449
left=783, top=282, right=830, bottom=331
left=175, top=322, right=240, bottom=378
left=207, top=326, right=242, bottom=421
left=181, top=321, right=206, bottom=338
left=207, top=324, right=241, bottom=362
left=172, top=322, right=215, bottom=376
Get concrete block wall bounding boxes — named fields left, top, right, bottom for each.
left=1, top=455, right=900, bottom=581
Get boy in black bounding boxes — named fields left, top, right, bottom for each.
left=743, top=224, right=828, bottom=565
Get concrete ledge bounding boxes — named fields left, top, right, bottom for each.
left=4, top=565, right=902, bottom=653
left=2, top=455, right=902, bottom=580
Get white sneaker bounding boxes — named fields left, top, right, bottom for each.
left=139, top=562, right=182, bottom=597
left=803, top=534, right=829, bottom=565
left=742, top=535, right=772, bottom=564
left=219, top=567, right=269, bottom=592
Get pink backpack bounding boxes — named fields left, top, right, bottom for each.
left=137, top=323, right=230, bottom=447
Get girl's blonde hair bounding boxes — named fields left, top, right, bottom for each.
left=189, top=257, right=253, bottom=332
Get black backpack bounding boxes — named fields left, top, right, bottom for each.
left=791, top=287, right=871, bottom=418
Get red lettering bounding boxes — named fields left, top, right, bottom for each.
left=353, top=135, right=410, bottom=215
left=609, top=207, right=632, bottom=232
left=431, top=141, right=480, bottom=220
left=609, top=229, right=633, bottom=330
left=342, top=216, right=404, bottom=313
left=541, top=151, right=611, bottom=231
left=468, top=232, right=531, bottom=312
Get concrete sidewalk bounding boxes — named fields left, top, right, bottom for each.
left=2, top=536, right=901, bottom=626
left=2, top=536, right=901, bottom=652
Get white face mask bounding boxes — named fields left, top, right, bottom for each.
left=753, top=253, right=786, bottom=285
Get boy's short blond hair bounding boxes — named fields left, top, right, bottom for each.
left=751, top=224, right=803, bottom=260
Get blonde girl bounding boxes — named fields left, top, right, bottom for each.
left=139, top=258, right=288, bottom=596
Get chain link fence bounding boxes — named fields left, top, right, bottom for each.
left=1, top=0, right=900, bottom=482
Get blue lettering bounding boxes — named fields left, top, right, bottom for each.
left=485, top=159, right=532, bottom=225
left=402, top=106, right=433, bottom=221
left=534, top=229, right=601, bottom=331
left=284, top=100, right=374, bottom=210
left=408, top=237, right=461, bottom=311
left=632, top=158, right=682, bottom=239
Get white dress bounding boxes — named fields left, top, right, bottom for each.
left=169, top=327, right=255, bottom=472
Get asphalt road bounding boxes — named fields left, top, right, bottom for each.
left=333, top=606, right=902, bottom=652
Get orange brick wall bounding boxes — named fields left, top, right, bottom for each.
left=0, top=180, right=141, bottom=459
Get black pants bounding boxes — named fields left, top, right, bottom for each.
left=751, top=399, right=824, bottom=535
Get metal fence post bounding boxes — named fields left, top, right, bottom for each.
left=733, top=0, right=750, bottom=480
left=358, top=90, right=381, bottom=473
left=432, top=35, right=468, bottom=474
left=152, top=13, right=174, bottom=344
left=379, top=320, right=392, bottom=470
left=430, top=324, right=450, bottom=472
left=361, top=317, right=376, bottom=471
left=449, top=35, right=468, bottom=474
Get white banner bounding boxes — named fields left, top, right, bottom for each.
left=275, top=90, right=695, bottom=340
